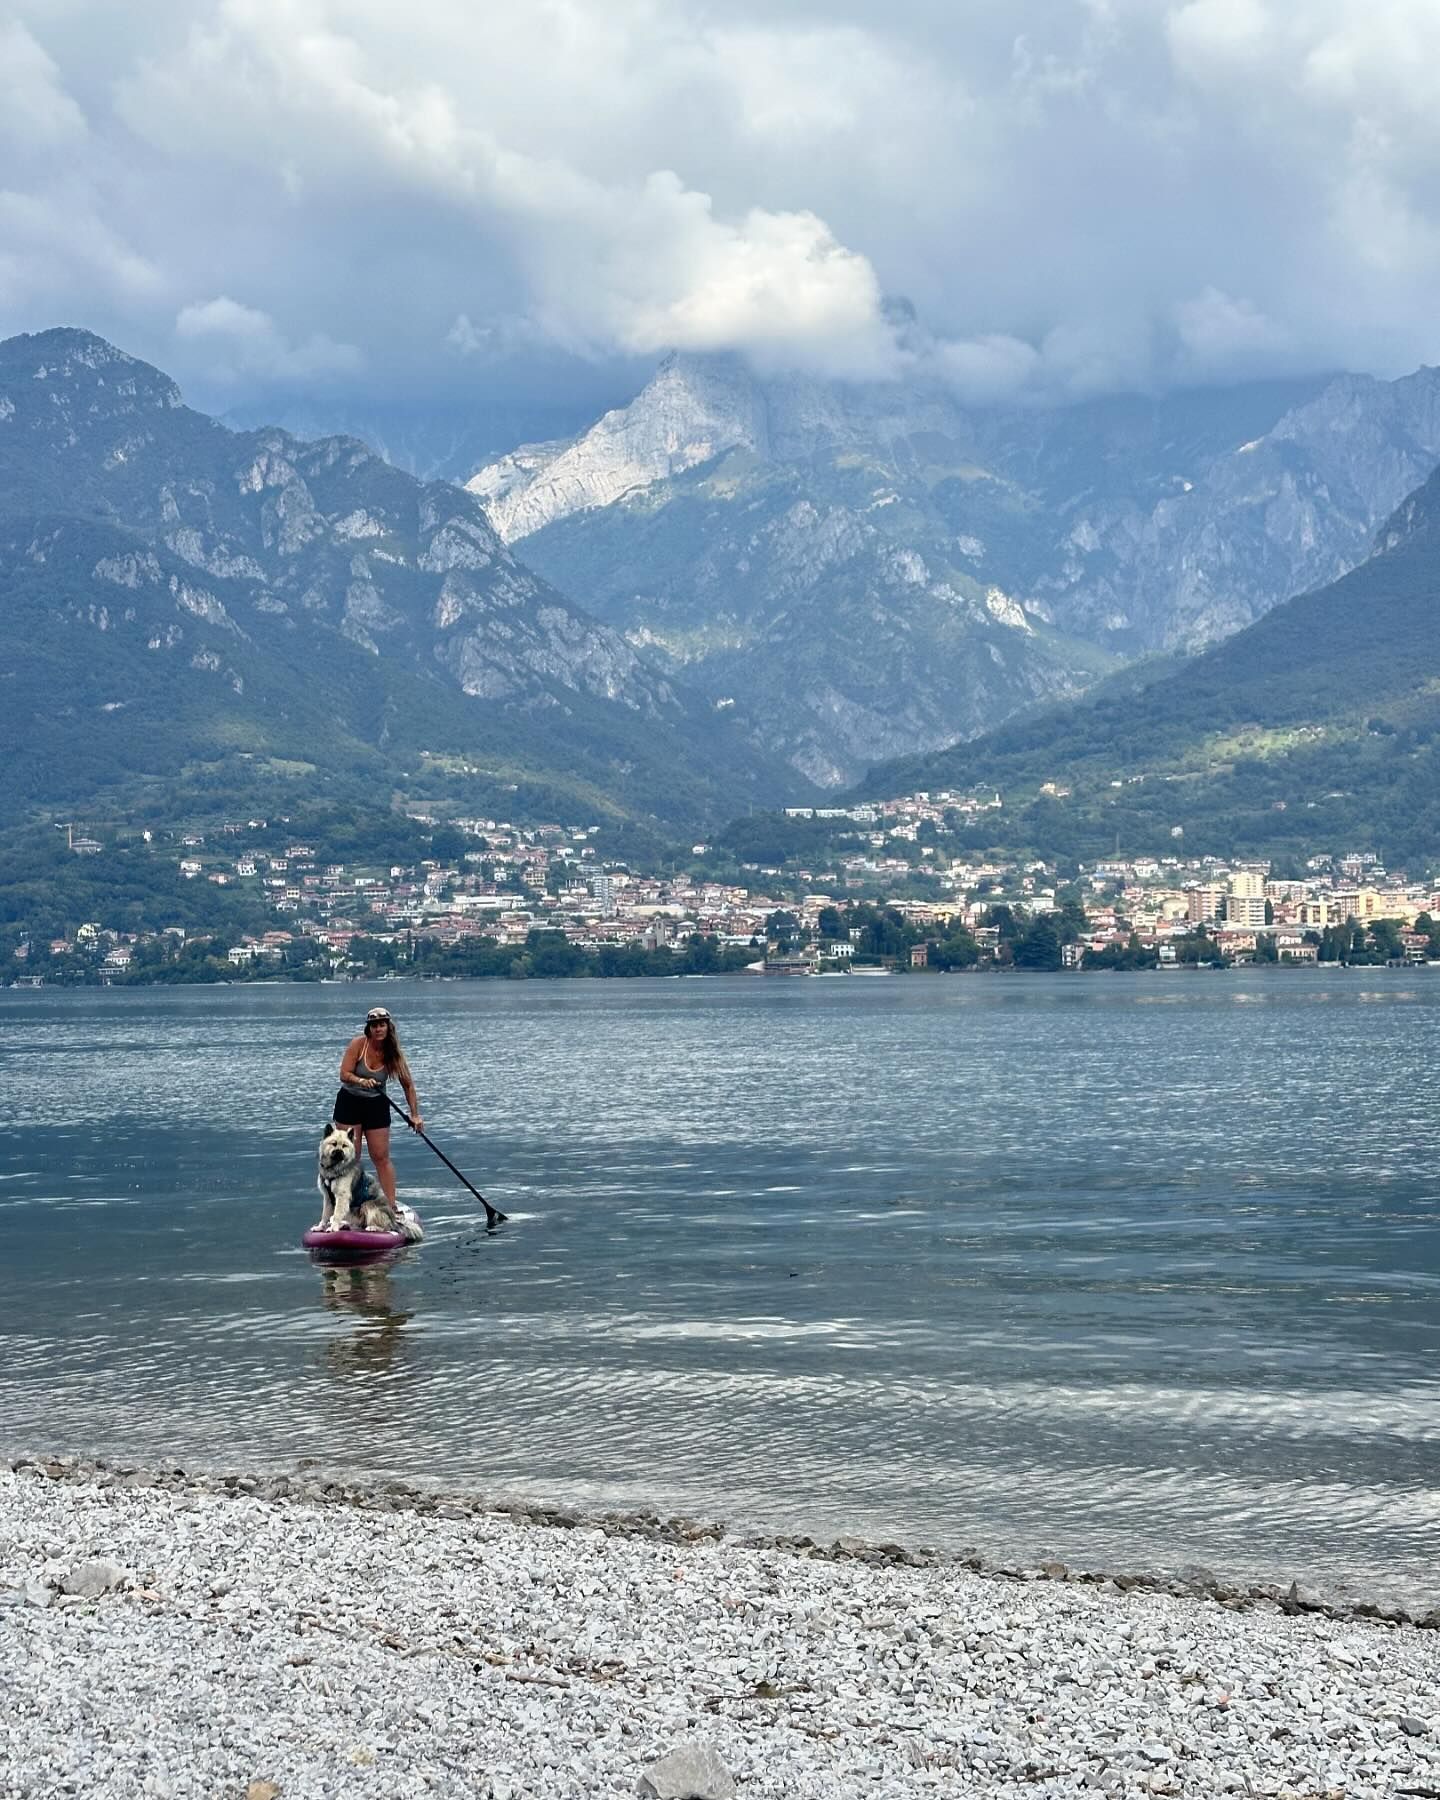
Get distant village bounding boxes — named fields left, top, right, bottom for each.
left=14, top=786, right=1440, bottom=983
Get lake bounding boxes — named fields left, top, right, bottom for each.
left=2, top=972, right=1437, bottom=1593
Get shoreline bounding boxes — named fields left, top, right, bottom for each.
left=7, top=1455, right=1438, bottom=1633
left=3, top=1455, right=1437, bottom=1800
left=14, top=961, right=1438, bottom=992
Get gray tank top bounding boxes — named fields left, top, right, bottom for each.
left=340, top=1047, right=389, bottom=1099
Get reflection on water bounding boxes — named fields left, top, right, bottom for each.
left=317, top=1266, right=414, bottom=1382
left=0, top=972, right=1437, bottom=1588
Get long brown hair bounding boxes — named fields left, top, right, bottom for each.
left=364, top=1012, right=409, bottom=1078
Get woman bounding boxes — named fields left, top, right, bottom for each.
left=333, top=1006, right=423, bottom=1210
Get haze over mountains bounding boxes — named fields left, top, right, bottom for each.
left=468, top=350, right=1440, bottom=785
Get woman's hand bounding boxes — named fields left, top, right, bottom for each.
left=410, top=1113, right=425, bottom=1132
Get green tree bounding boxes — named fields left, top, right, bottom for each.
left=816, top=905, right=846, bottom=941
left=765, top=908, right=803, bottom=949
left=1083, top=933, right=1158, bottom=970
left=525, top=928, right=588, bottom=978
left=929, top=927, right=979, bottom=970
left=1053, top=889, right=1088, bottom=943
left=1012, top=914, right=1063, bottom=970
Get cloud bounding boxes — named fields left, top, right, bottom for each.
left=0, top=186, right=162, bottom=312
left=1174, top=286, right=1288, bottom=366
left=0, top=19, right=87, bottom=151
left=934, top=334, right=1043, bottom=403
left=175, top=295, right=361, bottom=383
left=2, top=0, right=1440, bottom=416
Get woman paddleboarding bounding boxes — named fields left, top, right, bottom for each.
left=333, top=1006, right=423, bottom=1212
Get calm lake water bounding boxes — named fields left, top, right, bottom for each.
left=2, top=973, right=1437, bottom=1591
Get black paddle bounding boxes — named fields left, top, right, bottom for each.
left=388, top=1097, right=507, bottom=1228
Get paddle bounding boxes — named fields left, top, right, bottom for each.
left=388, top=1097, right=507, bottom=1228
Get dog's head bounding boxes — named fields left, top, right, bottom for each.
left=318, top=1124, right=358, bottom=1175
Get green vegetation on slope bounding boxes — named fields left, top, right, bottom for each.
left=849, top=467, right=1440, bottom=867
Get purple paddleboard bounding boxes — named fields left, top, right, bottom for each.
left=303, top=1226, right=409, bottom=1262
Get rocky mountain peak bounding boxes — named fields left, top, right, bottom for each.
left=468, top=350, right=769, bottom=541
left=474, top=345, right=1440, bottom=786
left=0, top=326, right=184, bottom=416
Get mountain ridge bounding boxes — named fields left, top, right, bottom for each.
left=0, top=328, right=808, bottom=834
left=468, top=349, right=1440, bottom=785
left=850, top=463, right=1440, bottom=868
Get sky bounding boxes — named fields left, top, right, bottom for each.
left=4, top=0, right=1440, bottom=425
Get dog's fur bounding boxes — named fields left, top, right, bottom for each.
left=316, top=1123, right=423, bottom=1240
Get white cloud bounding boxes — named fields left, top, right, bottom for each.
left=175, top=295, right=361, bottom=383
left=0, top=185, right=161, bottom=311
left=1174, top=286, right=1287, bottom=363
left=446, top=313, right=487, bottom=356
left=1166, top=0, right=1272, bottom=74
left=116, top=8, right=900, bottom=381
left=935, top=334, right=1042, bottom=402
left=0, top=19, right=87, bottom=151
left=4, top=0, right=1440, bottom=407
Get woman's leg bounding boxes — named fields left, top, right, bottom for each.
left=363, top=1124, right=397, bottom=1206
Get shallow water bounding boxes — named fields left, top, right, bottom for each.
left=2, top=972, right=1437, bottom=1586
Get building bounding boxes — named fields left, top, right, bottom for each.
left=1226, top=871, right=1267, bottom=929
left=1186, top=884, right=1225, bottom=924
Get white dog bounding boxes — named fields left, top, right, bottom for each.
left=316, top=1124, right=424, bottom=1240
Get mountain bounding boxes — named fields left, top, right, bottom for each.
left=469, top=352, right=1440, bottom=786
left=469, top=354, right=1119, bottom=785
left=219, top=394, right=612, bottom=486
left=0, top=329, right=807, bottom=836
left=854, top=466, right=1440, bottom=869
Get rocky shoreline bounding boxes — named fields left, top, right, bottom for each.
left=7, top=1455, right=1437, bottom=1632
left=2, top=1454, right=1437, bottom=1798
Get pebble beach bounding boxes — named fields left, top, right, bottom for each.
left=1, top=1458, right=1436, bottom=1800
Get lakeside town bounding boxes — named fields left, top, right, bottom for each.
left=13, top=787, right=1440, bottom=985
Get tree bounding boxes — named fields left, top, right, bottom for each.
left=929, top=928, right=979, bottom=970
left=816, top=905, right=846, bottom=941
left=524, top=928, right=588, bottom=978
left=1053, top=889, right=1087, bottom=943
left=765, top=908, right=802, bottom=950
left=1012, top=914, right=1062, bottom=970
left=1368, top=918, right=1404, bottom=963
left=428, top=825, right=469, bottom=863
left=1083, top=933, right=1158, bottom=970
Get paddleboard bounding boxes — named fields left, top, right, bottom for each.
left=303, top=1225, right=410, bottom=1262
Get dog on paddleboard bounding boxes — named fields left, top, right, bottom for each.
left=315, top=1124, right=424, bottom=1241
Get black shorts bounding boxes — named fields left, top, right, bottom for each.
left=332, top=1088, right=392, bottom=1131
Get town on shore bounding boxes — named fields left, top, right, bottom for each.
left=12, top=788, right=1440, bottom=986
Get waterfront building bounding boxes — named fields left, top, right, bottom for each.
left=1186, top=884, right=1225, bottom=923
left=1226, top=871, right=1267, bottom=928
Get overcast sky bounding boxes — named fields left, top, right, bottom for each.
left=4, top=0, right=1440, bottom=420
